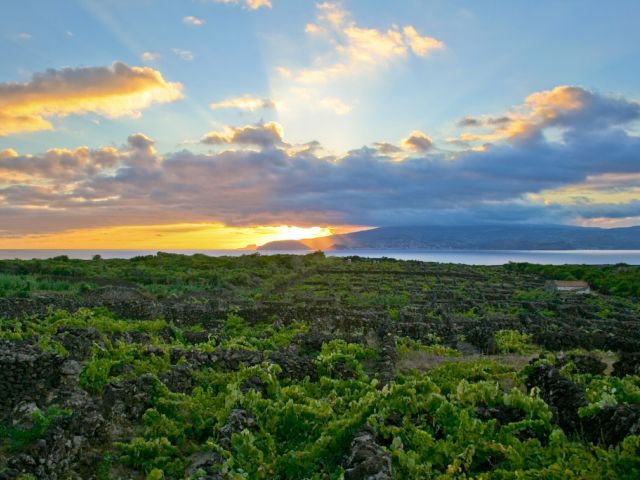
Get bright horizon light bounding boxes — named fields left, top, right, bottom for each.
left=0, top=223, right=368, bottom=250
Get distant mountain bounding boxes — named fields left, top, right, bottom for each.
left=258, top=225, right=640, bottom=251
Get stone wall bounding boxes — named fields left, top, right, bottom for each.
left=0, top=340, right=65, bottom=417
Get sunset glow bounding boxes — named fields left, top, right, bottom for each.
left=0, top=223, right=366, bottom=250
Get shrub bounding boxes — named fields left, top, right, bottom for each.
left=494, top=329, right=539, bottom=354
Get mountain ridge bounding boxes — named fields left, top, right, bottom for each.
left=258, top=224, right=640, bottom=251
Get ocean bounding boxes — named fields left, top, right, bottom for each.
left=1, top=249, right=640, bottom=265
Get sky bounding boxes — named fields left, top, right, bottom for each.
left=1, top=0, right=639, bottom=248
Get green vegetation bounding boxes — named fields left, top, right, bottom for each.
left=0, top=307, right=171, bottom=343
left=508, top=262, right=640, bottom=298
left=0, top=272, right=81, bottom=297
left=396, top=336, right=460, bottom=357
left=0, top=253, right=638, bottom=478
left=0, top=252, right=330, bottom=300
left=0, top=407, right=71, bottom=452
left=221, top=313, right=309, bottom=351
left=493, top=329, right=540, bottom=354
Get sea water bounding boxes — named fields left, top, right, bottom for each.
left=1, top=249, right=640, bottom=265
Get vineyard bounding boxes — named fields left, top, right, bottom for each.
left=0, top=253, right=639, bottom=479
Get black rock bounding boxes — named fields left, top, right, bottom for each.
left=344, top=426, right=392, bottom=480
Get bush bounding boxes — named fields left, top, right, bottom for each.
left=494, top=329, right=539, bottom=354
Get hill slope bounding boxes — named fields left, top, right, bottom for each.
left=258, top=224, right=640, bottom=250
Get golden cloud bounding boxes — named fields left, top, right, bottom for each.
left=246, top=0, right=271, bottom=8
left=403, top=26, right=445, bottom=56
left=201, top=122, right=284, bottom=148
left=452, top=85, right=639, bottom=144
left=0, top=62, right=183, bottom=136
left=530, top=172, right=640, bottom=206
left=288, top=2, right=444, bottom=83
left=497, top=86, right=586, bottom=140
left=401, top=130, right=433, bottom=152
left=0, top=149, right=18, bottom=159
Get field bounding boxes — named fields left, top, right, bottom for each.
left=0, top=253, right=639, bottom=479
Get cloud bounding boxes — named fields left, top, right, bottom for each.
left=530, top=172, right=640, bottom=209
left=270, top=2, right=442, bottom=122
left=285, top=2, right=444, bottom=83
left=319, top=96, right=351, bottom=115
left=247, top=0, right=271, bottom=8
left=201, top=122, right=284, bottom=148
left=401, top=131, right=433, bottom=152
left=0, top=62, right=183, bottom=136
left=403, top=26, right=444, bottom=56
left=2, top=86, right=640, bottom=235
left=373, top=142, right=403, bottom=155
left=172, top=48, right=195, bottom=61
left=0, top=149, right=18, bottom=160
left=209, top=0, right=272, bottom=10
left=0, top=133, right=159, bottom=186
left=127, top=133, right=156, bottom=152
left=183, top=16, right=205, bottom=26
left=141, top=51, right=160, bottom=62
left=0, top=146, right=120, bottom=183
left=276, top=67, right=292, bottom=78
left=457, top=116, right=482, bottom=127
left=210, top=95, right=277, bottom=111
left=454, top=86, right=640, bottom=144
